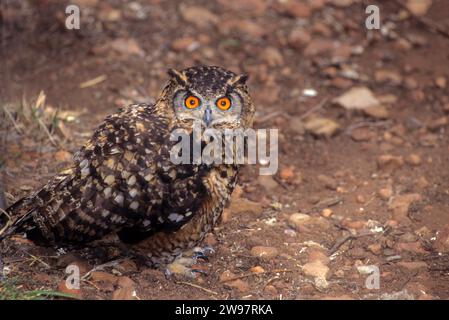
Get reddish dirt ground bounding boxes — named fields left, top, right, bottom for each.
left=1, top=0, right=449, bottom=299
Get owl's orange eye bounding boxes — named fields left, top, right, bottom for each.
left=216, top=97, right=231, bottom=111
left=185, top=95, right=200, bottom=109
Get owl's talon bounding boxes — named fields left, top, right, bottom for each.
left=192, top=251, right=208, bottom=262
left=191, top=265, right=209, bottom=277
left=164, top=246, right=215, bottom=280
left=164, top=268, right=173, bottom=280
left=164, top=262, right=207, bottom=279
left=191, top=245, right=216, bottom=263
left=193, top=245, right=215, bottom=256
left=203, top=246, right=215, bottom=255
left=164, top=268, right=170, bottom=279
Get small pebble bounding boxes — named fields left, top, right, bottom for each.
left=378, top=187, right=393, bottom=200
left=264, top=285, right=278, bottom=296
left=367, top=243, right=382, bottom=255
left=321, top=208, right=333, bottom=218
left=405, top=154, right=421, bottom=166
left=288, top=213, right=311, bottom=230
left=356, top=195, right=365, bottom=203
left=250, top=266, right=265, bottom=274
left=250, top=246, right=279, bottom=260
left=317, top=174, right=338, bottom=190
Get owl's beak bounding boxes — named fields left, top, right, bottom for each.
left=204, top=107, right=212, bottom=127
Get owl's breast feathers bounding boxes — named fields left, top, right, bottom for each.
left=0, top=103, right=237, bottom=246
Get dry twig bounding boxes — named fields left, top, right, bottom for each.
left=25, top=252, right=51, bottom=269
left=255, top=98, right=327, bottom=125
left=175, top=281, right=218, bottom=295
left=299, top=98, right=328, bottom=120
left=393, top=0, right=449, bottom=40
left=328, top=230, right=378, bottom=255
left=221, top=269, right=293, bottom=282
left=345, top=120, right=391, bottom=135
left=255, top=111, right=286, bottom=124
left=81, top=259, right=125, bottom=280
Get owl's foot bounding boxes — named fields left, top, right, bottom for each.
left=191, top=245, right=215, bottom=262
left=164, top=246, right=215, bottom=279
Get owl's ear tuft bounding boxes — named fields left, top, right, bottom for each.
left=168, top=69, right=188, bottom=86
left=227, top=73, right=249, bottom=87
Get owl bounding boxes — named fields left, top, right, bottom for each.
left=0, top=66, right=255, bottom=271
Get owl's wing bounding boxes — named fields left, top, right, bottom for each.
left=131, top=164, right=240, bottom=261
left=116, top=161, right=209, bottom=243
left=114, top=124, right=211, bottom=243
left=117, top=143, right=239, bottom=245
left=0, top=103, right=169, bottom=245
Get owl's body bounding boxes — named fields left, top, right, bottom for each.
left=0, top=66, right=254, bottom=266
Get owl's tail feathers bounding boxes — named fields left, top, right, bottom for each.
left=0, top=196, right=37, bottom=242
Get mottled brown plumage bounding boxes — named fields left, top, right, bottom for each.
left=0, top=65, right=255, bottom=267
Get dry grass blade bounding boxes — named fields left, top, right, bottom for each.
left=3, top=92, right=61, bottom=146
left=0, top=207, right=12, bottom=237
left=36, top=116, right=58, bottom=146
left=79, top=75, right=107, bottom=88
left=29, top=91, right=58, bottom=146
left=25, top=252, right=51, bottom=269
left=1, top=105, right=22, bottom=134
left=35, top=91, right=46, bottom=110
left=81, top=279, right=100, bottom=290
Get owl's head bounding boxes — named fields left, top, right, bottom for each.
left=161, top=65, right=254, bottom=129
